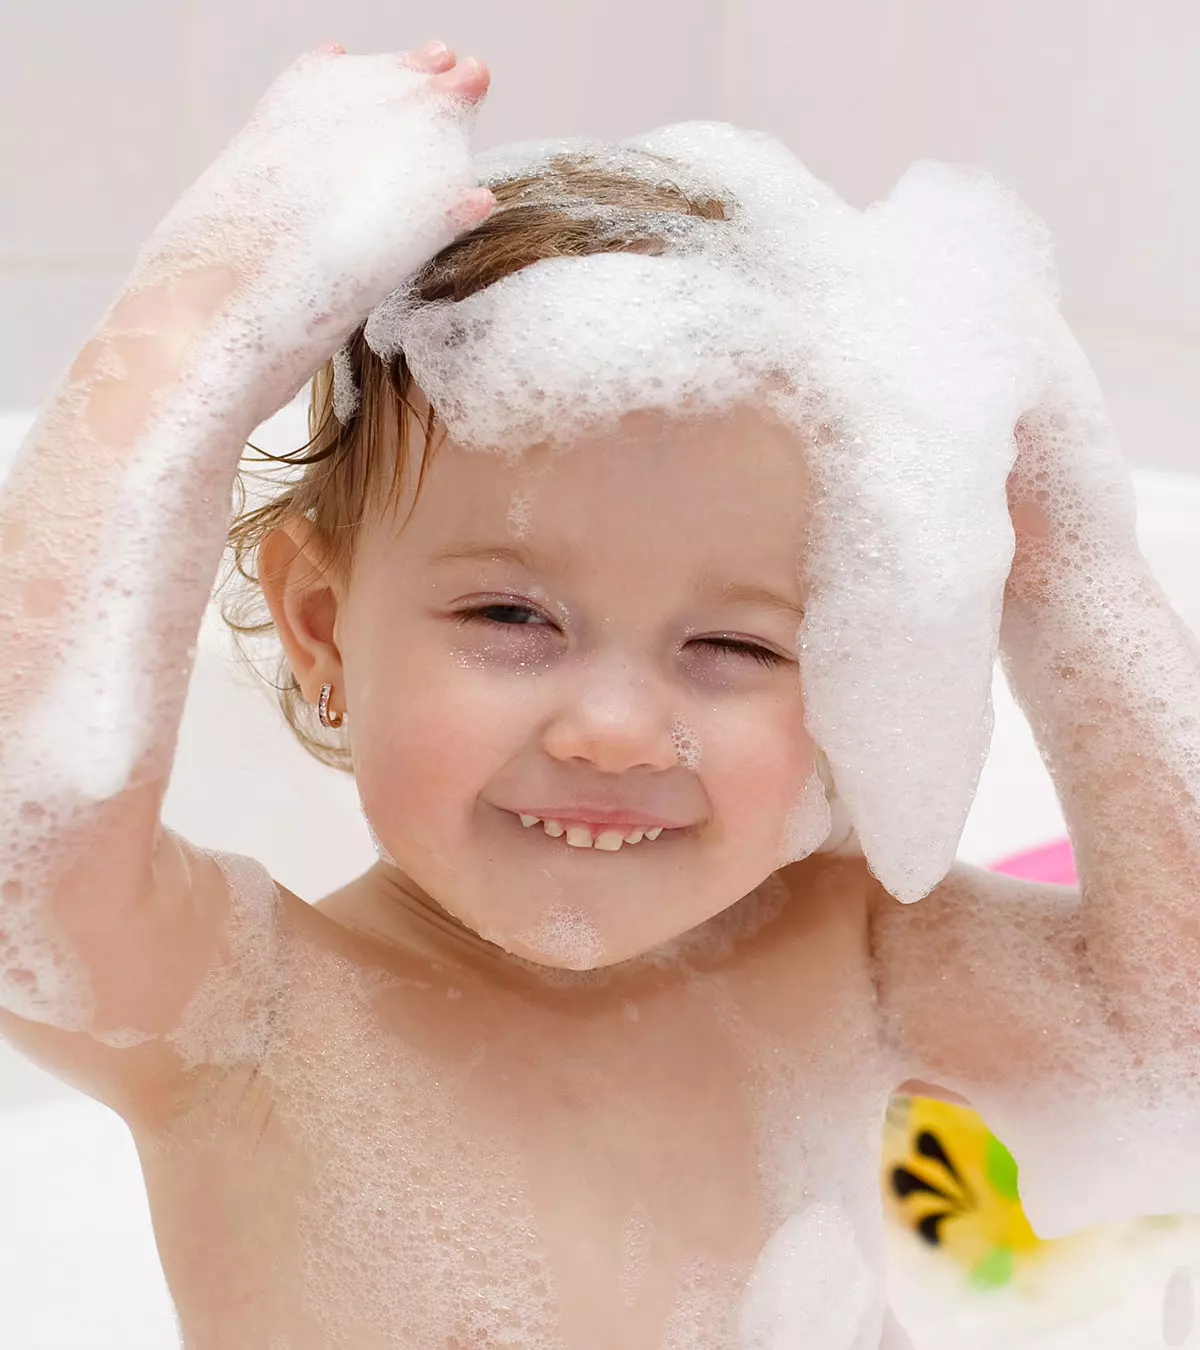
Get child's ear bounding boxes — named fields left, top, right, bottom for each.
left=258, top=518, right=345, bottom=702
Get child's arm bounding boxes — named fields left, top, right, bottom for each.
left=999, top=436, right=1200, bottom=1056
left=0, top=41, right=493, bottom=1127
left=871, top=338, right=1200, bottom=1234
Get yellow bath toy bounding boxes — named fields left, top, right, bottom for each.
left=882, top=1093, right=1045, bottom=1290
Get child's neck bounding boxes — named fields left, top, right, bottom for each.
left=350, top=862, right=511, bottom=967
left=322, top=863, right=655, bottom=995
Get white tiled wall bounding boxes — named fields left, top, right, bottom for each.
left=4, top=0, right=1200, bottom=469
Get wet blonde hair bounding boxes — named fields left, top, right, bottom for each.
left=219, top=152, right=730, bottom=771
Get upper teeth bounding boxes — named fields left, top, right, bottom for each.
left=518, top=814, right=665, bottom=850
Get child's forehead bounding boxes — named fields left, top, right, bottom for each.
left=416, top=405, right=813, bottom=537
left=379, top=405, right=812, bottom=595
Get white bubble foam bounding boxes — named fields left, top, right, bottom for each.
left=0, top=45, right=488, bottom=1033
left=778, top=764, right=832, bottom=866
left=811, top=752, right=858, bottom=858
left=738, top=1202, right=878, bottom=1350
left=0, top=795, right=95, bottom=1027
left=356, top=121, right=1084, bottom=902
left=330, top=346, right=360, bottom=422
left=669, top=716, right=702, bottom=771
left=506, top=485, right=534, bottom=539
left=167, top=847, right=283, bottom=1069
left=515, top=900, right=606, bottom=969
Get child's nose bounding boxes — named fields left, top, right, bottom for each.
left=541, top=662, right=681, bottom=775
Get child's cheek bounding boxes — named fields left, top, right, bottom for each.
left=366, top=681, right=513, bottom=809
left=695, top=691, right=819, bottom=860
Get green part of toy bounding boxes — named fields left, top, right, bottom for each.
left=969, top=1245, right=1015, bottom=1291
left=985, top=1133, right=1021, bottom=1201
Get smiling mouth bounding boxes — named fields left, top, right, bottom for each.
left=510, top=812, right=671, bottom=852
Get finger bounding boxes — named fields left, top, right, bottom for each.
left=426, top=56, right=490, bottom=100
left=401, top=40, right=456, bottom=74
left=447, top=187, right=497, bottom=231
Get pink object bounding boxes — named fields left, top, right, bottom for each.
left=989, top=837, right=1077, bottom=884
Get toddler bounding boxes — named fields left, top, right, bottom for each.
left=2, top=38, right=1200, bottom=1350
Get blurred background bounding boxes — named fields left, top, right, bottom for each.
left=4, top=3, right=1200, bottom=1346
left=3, top=0, right=1200, bottom=471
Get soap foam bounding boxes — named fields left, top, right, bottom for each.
left=516, top=900, right=606, bottom=969
left=354, top=122, right=1079, bottom=903
left=669, top=716, right=702, bottom=772
left=166, top=847, right=284, bottom=1070
left=0, top=45, right=486, bottom=1030
left=738, top=1202, right=878, bottom=1350
left=778, top=764, right=832, bottom=866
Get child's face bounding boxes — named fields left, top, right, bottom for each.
left=337, top=398, right=819, bottom=968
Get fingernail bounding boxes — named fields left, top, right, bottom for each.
left=420, top=40, right=449, bottom=59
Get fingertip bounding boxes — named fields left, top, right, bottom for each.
left=402, top=40, right=456, bottom=73
left=448, top=187, right=497, bottom=230
left=426, top=56, right=491, bottom=100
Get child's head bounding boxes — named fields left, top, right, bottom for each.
left=224, top=148, right=835, bottom=970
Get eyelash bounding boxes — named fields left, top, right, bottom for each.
left=454, top=603, right=789, bottom=667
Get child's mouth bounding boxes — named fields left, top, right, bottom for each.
left=508, top=811, right=672, bottom=853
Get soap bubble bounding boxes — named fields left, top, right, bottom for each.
left=354, top=122, right=1082, bottom=904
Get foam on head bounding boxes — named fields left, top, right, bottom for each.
left=352, top=122, right=1066, bottom=901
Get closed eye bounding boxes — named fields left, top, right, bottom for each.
left=455, top=606, right=789, bottom=666
left=692, top=637, right=790, bottom=667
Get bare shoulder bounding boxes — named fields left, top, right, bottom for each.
left=866, top=857, right=1086, bottom=1000
left=866, top=857, right=1107, bottom=1090
left=709, top=853, right=878, bottom=1032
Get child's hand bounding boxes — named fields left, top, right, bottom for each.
left=1003, top=321, right=1140, bottom=607
left=133, top=40, right=495, bottom=411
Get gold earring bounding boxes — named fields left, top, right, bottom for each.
left=317, top=682, right=344, bottom=729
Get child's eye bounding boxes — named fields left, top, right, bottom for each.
left=693, top=637, right=789, bottom=667
left=456, top=602, right=553, bottom=629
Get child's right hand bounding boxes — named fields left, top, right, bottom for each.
left=134, top=40, right=495, bottom=414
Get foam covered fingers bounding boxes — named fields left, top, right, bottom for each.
left=1005, top=392, right=1138, bottom=608
left=133, top=41, right=496, bottom=408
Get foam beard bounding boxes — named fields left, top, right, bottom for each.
left=337, top=123, right=1065, bottom=904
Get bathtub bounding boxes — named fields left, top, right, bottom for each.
left=0, top=404, right=1198, bottom=1347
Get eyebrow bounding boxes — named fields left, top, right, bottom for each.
left=429, top=542, right=546, bottom=569
left=708, top=581, right=806, bottom=621
left=429, top=542, right=805, bottom=619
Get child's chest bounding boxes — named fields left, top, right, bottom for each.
left=144, top=869, right=893, bottom=1348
